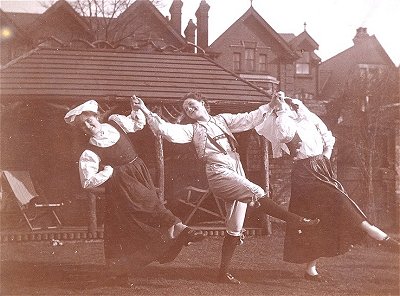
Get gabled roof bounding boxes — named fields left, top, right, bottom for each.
left=114, top=0, right=187, bottom=46
left=320, top=34, right=396, bottom=99
left=288, top=30, right=319, bottom=51
left=0, top=9, right=32, bottom=43
left=208, top=7, right=298, bottom=60
left=0, top=47, right=268, bottom=104
left=26, top=0, right=91, bottom=35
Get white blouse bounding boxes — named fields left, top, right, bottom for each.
left=79, top=110, right=146, bottom=189
left=256, top=99, right=335, bottom=159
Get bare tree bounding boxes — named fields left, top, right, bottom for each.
left=334, top=67, right=398, bottom=220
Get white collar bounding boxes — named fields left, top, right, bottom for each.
left=89, top=123, right=120, bottom=147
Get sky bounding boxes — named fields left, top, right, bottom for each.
left=1, top=0, right=399, bottom=66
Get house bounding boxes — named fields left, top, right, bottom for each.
left=0, top=0, right=193, bottom=65
left=206, top=5, right=321, bottom=111
left=320, top=27, right=399, bottom=228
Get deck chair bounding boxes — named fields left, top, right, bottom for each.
left=1, top=170, right=62, bottom=230
left=178, top=186, right=226, bottom=225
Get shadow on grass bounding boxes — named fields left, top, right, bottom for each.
left=1, top=260, right=300, bottom=291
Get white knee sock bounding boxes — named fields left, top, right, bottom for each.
left=360, top=221, right=388, bottom=241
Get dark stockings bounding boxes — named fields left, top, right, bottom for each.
left=219, top=234, right=241, bottom=275
left=258, top=197, right=306, bottom=226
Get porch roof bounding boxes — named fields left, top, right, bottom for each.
left=1, top=47, right=269, bottom=106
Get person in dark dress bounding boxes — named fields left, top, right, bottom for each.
left=64, top=99, right=205, bottom=287
left=256, top=91, right=400, bottom=282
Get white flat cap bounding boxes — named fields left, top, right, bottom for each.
left=64, top=100, right=98, bottom=124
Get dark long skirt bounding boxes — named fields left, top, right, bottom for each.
left=103, top=157, right=181, bottom=270
left=283, top=155, right=368, bottom=264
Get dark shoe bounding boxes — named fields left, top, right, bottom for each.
left=217, top=272, right=241, bottom=284
left=304, top=273, right=328, bottom=283
left=381, top=236, right=400, bottom=253
left=158, top=228, right=205, bottom=264
left=185, top=228, right=206, bottom=246
left=298, top=218, right=320, bottom=228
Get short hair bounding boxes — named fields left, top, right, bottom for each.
left=181, top=92, right=204, bottom=102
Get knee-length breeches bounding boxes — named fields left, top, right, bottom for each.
left=205, top=152, right=265, bottom=236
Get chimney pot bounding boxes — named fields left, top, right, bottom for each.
left=195, top=0, right=210, bottom=51
left=169, top=0, right=183, bottom=34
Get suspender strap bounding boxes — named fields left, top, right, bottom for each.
left=207, top=134, right=228, bottom=155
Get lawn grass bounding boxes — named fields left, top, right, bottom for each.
left=1, top=230, right=398, bottom=295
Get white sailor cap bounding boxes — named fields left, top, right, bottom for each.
left=64, top=100, right=98, bottom=124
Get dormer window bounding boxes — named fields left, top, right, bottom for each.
left=296, top=51, right=310, bottom=75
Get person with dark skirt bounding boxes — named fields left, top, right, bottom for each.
left=131, top=93, right=320, bottom=285
left=64, top=99, right=205, bottom=287
left=255, top=92, right=400, bottom=282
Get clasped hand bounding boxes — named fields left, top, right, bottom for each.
left=269, top=91, right=285, bottom=111
left=130, top=95, right=144, bottom=111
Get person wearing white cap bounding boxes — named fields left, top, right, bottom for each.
left=131, top=92, right=320, bottom=285
left=64, top=98, right=205, bottom=287
left=255, top=93, right=400, bottom=282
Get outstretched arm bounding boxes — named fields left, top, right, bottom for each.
left=220, top=95, right=280, bottom=133
left=108, top=95, right=146, bottom=133
left=131, top=95, right=194, bottom=143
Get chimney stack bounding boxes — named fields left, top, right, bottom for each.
left=184, top=19, right=197, bottom=52
left=195, top=0, right=210, bottom=51
left=169, top=0, right=183, bottom=34
left=353, top=27, right=369, bottom=45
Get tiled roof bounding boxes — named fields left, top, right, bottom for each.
left=0, top=47, right=268, bottom=105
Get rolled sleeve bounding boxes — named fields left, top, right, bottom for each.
left=108, top=109, right=146, bottom=133
left=79, top=150, right=113, bottom=189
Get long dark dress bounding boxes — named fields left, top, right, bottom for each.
left=283, top=155, right=368, bottom=264
left=90, top=121, right=180, bottom=268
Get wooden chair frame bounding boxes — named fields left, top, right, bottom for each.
left=178, top=186, right=226, bottom=225
left=1, top=170, right=62, bottom=231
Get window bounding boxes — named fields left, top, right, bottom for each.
left=294, top=92, right=314, bottom=100
left=259, top=54, right=267, bottom=72
left=359, top=64, right=384, bottom=78
left=296, top=63, right=310, bottom=75
left=245, top=48, right=255, bottom=72
left=233, top=52, right=241, bottom=71
left=296, top=51, right=310, bottom=75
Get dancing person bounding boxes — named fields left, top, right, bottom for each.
left=64, top=99, right=205, bottom=287
left=131, top=92, right=320, bottom=284
left=255, top=92, right=400, bottom=282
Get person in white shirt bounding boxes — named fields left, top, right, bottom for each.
left=256, top=92, right=400, bottom=282
left=64, top=99, right=205, bottom=287
left=131, top=92, right=320, bottom=284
